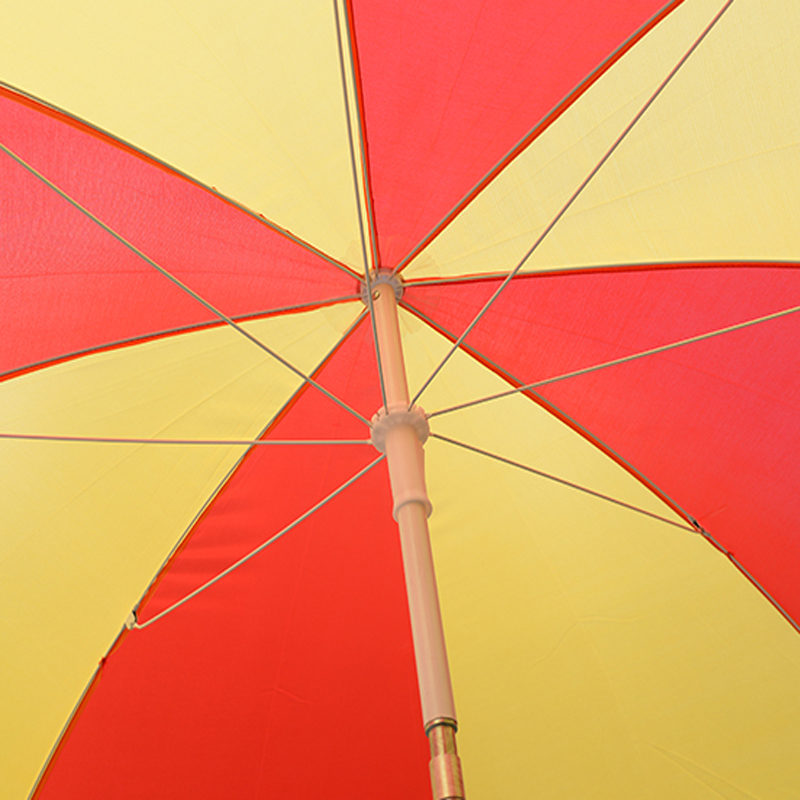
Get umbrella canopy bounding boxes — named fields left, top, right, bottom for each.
left=2, top=1, right=800, bottom=797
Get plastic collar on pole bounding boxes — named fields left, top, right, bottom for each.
left=370, top=403, right=430, bottom=450
left=370, top=403, right=432, bottom=520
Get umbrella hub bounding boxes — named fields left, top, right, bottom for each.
left=360, top=269, right=404, bottom=304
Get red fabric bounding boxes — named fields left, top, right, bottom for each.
left=0, top=89, right=356, bottom=376
left=350, top=0, right=674, bottom=268
left=35, top=323, right=431, bottom=799
left=406, top=265, right=800, bottom=623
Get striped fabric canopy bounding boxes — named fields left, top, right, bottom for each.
left=2, top=1, right=799, bottom=797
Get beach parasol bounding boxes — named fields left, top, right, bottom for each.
left=2, top=1, right=799, bottom=797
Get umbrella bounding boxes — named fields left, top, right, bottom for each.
left=2, top=0, right=799, bottom=797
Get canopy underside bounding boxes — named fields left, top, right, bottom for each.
left=1, top=1, right=798, bottom=798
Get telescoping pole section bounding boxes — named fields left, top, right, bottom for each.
left=368, top=273, right=465, bottom=800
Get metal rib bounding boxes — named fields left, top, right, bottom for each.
left=389, top=0, right=688, bottom=277
left=400, top=260, right=800, bottom=288
left=430, top=432, right=695, bottom=532
left=0, top=295, right=361, bottom=384
left=0, top=141, right=369, bottom=426
left=409, top=0, right=735, bottom=408
left=332, top=0, right=388, bottom=409
left=0, top=433, right=371, bottom=446
left=128, top=309, right=368, bottom=627
left=134, top=454, right=385, bottom=629
left=0, top=80, right=361, bottom=282
left=428, top=302, right=800, bottom=418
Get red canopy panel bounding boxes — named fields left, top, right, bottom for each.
left=349, top=0, right=678, bottom=268
left=0, top=89, right=356, bottom=376
left=405, top=265, right=800, bottom=625
left=33, top=321, right=429, bottom=799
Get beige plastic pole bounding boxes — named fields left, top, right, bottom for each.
left=369, top=276, right=465, bottom=800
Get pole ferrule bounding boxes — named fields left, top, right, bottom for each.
left=427, top=721, right=466, bottom=800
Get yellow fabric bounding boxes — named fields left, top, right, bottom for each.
left=0, top=303, right=360, bottom=799
left=405, top=0, right=800, bottom=279
left=400, top=310, right=800, bottom=798
left=0, top=0, right=367, bottom=270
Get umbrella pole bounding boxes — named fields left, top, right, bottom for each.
left=369, top=275, right=466, bottom=800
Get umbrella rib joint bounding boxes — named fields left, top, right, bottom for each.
left=368, top=275, right=465, bottom=800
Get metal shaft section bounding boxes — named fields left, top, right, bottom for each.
left=428, top=720, right=466, bottom=800
left=369, top=276, right=465, bottom=799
